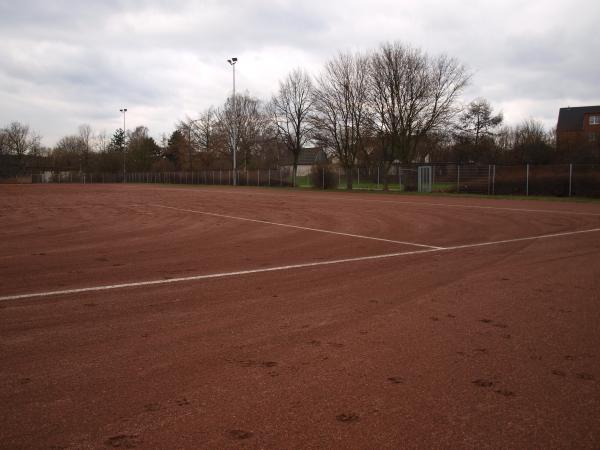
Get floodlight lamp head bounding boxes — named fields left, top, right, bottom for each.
left=232, top=57, right=237, bottom=62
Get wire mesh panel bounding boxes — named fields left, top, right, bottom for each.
left=529, top=164, right=570, bottom=197
left=244, top=170, right=256, bottom=186
left=458, top=165, right=490, bottom=194
left=493, top=165, right=527, bottom=195
left=356, top=167, right=381, bottom=189
left=269, top=168, right=293, bottom=187
left=337, top=168, right=353, bottom=189
left=18, top=164, right=600, bottom=198
left=572, top=164, right=600, bottom=197
left=432, top=164, right=459, bottom=193
left=399, top=167, right=418, bottom=191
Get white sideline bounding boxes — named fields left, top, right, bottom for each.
left=1, top=227, right=599, bottom=302
left=150, top=204, right=443, bottom=250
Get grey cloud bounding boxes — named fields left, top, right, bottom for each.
left=1, top=0, right=599, bottom=145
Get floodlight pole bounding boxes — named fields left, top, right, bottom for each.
left=227, top=57, right=238, bottom=185
left=120, top=108, right=127, bottom=183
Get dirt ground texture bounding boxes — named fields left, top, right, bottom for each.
left=1, top=184, right=600, bottom=449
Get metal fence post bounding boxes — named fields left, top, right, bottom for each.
left=377, top=165, right=380, bottom=188
left=487, top=164, right=491, bottom=195
left=357, top=167, right=360, bottom=187
left=338, top=167, right=341, bottom=188
left=457, top=165, right=460, bottom=193
left=268, top=169, right=271, bottom=186
left=258, top=169, right=260, bottom=186
left=526, top=164, right=529, bottom=196
left=398, top=166, right=401, bottom=188
left=492, top=165, right=496, bottom=195
left=322, top=167, right=325, bottom=189
left=569, top=163, right=573, bottom=197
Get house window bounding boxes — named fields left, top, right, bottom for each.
left=590, top=115, right=600, bottom=125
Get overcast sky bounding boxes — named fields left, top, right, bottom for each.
left=1, top=0, right=599, bottom=147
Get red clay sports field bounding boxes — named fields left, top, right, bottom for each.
left=1, top=184, right=600, bottom=448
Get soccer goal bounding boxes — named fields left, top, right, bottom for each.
left=418, top=166, right=432, bottom=193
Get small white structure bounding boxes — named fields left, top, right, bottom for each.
left=281, top=148, right=328, bottom=176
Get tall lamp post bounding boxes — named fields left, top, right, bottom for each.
left=227, top=57, right=237, bottom=186
left=120, top=108, right=127, bottom=182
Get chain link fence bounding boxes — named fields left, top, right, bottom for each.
left=26, top=163, right=600, bottom=198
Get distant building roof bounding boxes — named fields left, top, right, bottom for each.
left=557, top=106, right=600, bottom=132
left=282, top=147, right=328, bottom=166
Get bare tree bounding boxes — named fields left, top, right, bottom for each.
left=312, top=52, right=371, bottom=189
left=94, top=130, right=110, bottom=154
left=78, top=124, right=93, bottom=172
left=2, top=122, right=41, bottom=174
left=195, top=107, right=216, bottom=154
left=513, top=119, right=554, bottom=163
left=270, top=68, right=314, bottom=184
left=192, top=107, right=222, bottom=168
left=369, top=42, right=469, bottom=188
left=176, top=118, right=197, bottom=171
left=3, top=122, right=39, bottom=157
left=216, top=92, right=267, bottom=169
left=0, top=129, right=7, bottom=156
left=53, top=135, right=85, bottom=170
left=176, top=107, right=219, bottom=171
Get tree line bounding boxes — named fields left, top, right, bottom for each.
left=2, top=41, right=598, bottom=187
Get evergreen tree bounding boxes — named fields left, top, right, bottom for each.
left=453, top=99, right=503, bottom=162
left=109, top=128, right=126, bottom=153
left=165, top=130, right=186, bottom=168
